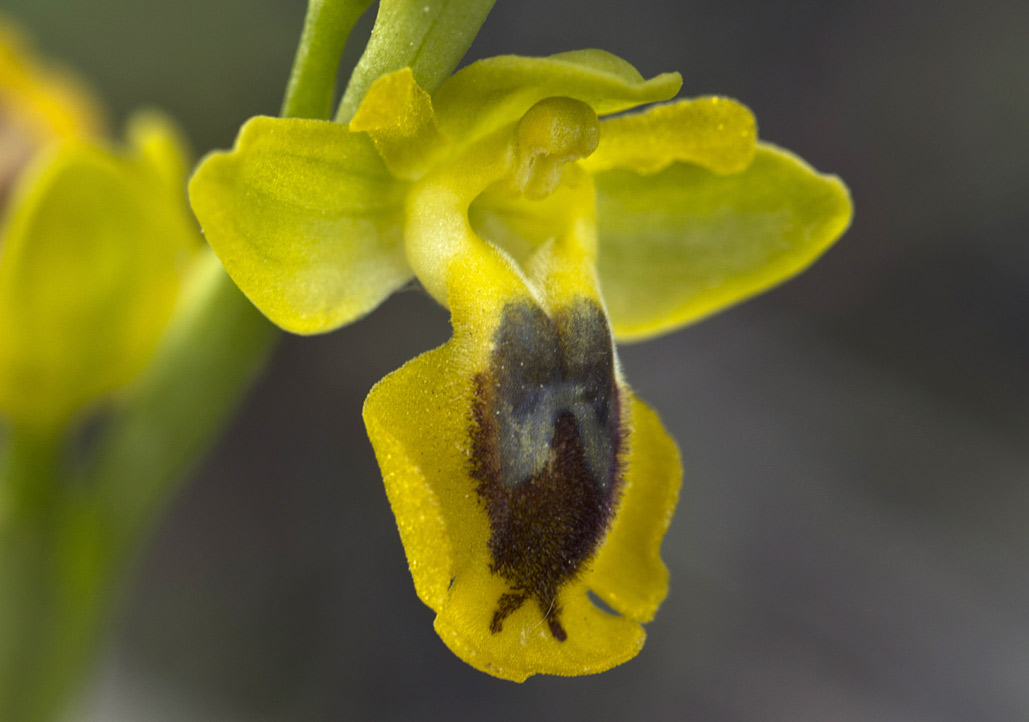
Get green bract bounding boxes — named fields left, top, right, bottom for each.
left=336, top=0, right=497, bottom=121
left=190, top=46, right=852, bottom=680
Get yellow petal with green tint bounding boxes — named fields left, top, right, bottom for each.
left=595, top=143, right=853, bottom=342
left=189, top=116, right=410, bottom=335
left=0, top=138, right=198, bottom=431
left=589, top=396, right=681, bottom=622
left=583, top=97, right=757, bottom=176
left=432, top=50, right=681, bottom=146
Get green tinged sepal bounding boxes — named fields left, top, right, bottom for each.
left=0, top=113, right=201, bottom=432
left=432, top=50, right=682, bottom=146
left=188, top=116, right=411, bottom=335
left=594, top=142, right=853, bottom=341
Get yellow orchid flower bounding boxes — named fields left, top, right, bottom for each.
left=0, top=20, right=202, bottom=433
left=190, top=49, right=851, bottom=679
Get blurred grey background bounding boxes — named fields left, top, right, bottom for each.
left=5, top=0, right=1027, bottom=720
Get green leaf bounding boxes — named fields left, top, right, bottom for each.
left=432, top=50, right=682, bottom=145
left=188, top=115, right=410, bottom=335
left=0, top=138, right=198, bottom=432
left=336, top=0, right=497, bottom=122
left=594, top=143, right=853, bottom=341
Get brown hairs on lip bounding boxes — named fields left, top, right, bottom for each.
left=470, top=298, right=626, bottom=641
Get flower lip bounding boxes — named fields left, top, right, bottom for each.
left=471, top=297, right=624, bottom=642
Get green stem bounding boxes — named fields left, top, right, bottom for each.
left=0, top=251, right=277, bottom=722
left=0, top=427, right=81, bottom=722
left=88, top=249, right=276, bottom=550
left=281, top=0, right=375, bottom=120
left=88, top=0, right=375, bottom=546
left=335, top=0, right=496, bottom=122
left=0, top=426, right=60, bottom=518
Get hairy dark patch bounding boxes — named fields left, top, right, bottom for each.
left=470, top=299, right=625, bottom=641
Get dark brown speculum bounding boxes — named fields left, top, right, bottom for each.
left=470, top=298, right=625, bottom=641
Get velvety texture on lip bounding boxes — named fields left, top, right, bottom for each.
left=471, top=299, right=624, bottom=641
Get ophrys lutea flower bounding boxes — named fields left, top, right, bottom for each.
left=190, top=50, right=851, bottom=679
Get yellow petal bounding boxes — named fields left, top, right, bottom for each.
left=363, top=342, right=464, bottom=613
left=0, top=138, right=198, bottom=431
left=349, top=67, right=448, bottom=180
left=0, top=19, right=106, bottom=207
left=432, top=50, right=681, bottom=148
left=595, top=143, right=853, bottom=341
left=124, top=110, right=193, bottom=196
left=0, top=20, right=106, bottom=142
left=436, top=573, right=645, bottom=682
left=583, top=96, right=756, bottom=176
left=189, top=116, right=410, bottom=335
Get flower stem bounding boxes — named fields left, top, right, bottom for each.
left=0, top=250, right=278, bottom=722
left=0, top=426, right=95, bottom=722
left=281, top=0, right=375, bottom=120
left=335, top=0, right=496, bottom=123
left=0, top=425, right=60, bottom=518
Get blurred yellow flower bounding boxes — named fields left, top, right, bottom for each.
left=0, top=19, right=201, bottom=432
